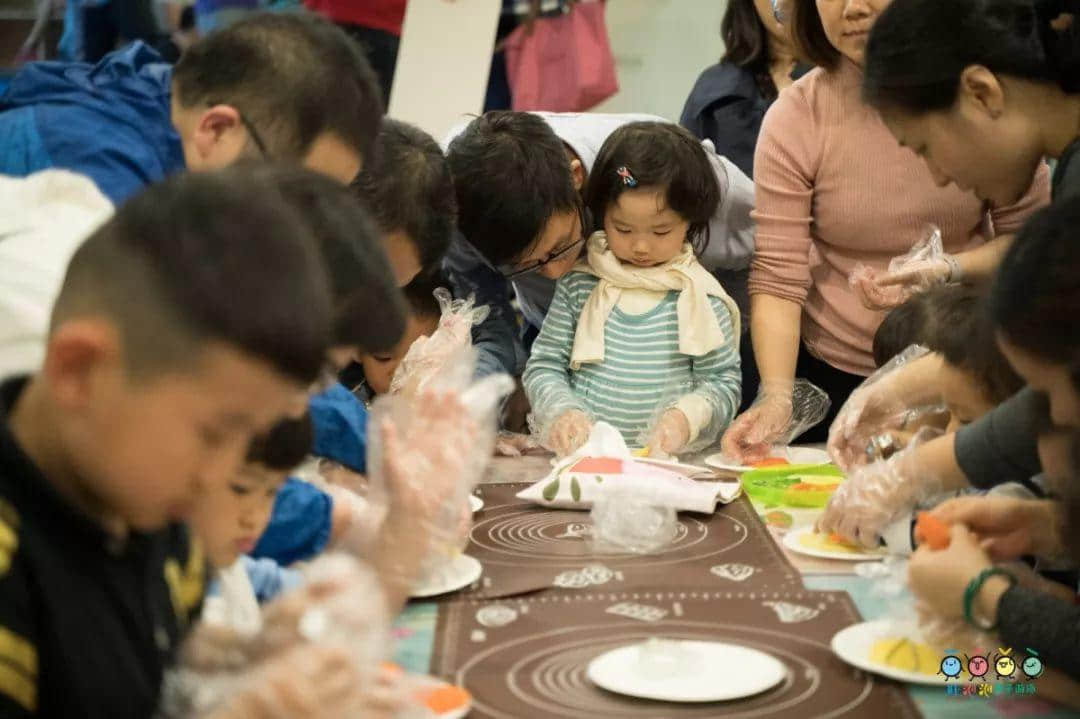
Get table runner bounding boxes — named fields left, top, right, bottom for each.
left=464, top=483, right=801, bottom=598
left=431, top=587, right=920, bottom=718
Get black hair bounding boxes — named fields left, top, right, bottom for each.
left=353, top=119, right=457, bottom=271
left=790, top=0, right=841, bottom=70
left=446, top=112, right=580, bottom=267
left=51, top=169, right=333, bottom=383
left=583, top=122, right=720, bottom=255
left=401, top=270, right=449, bottom=322
left=721, top=0, right=779, bottom=99
left=246, top=413, right=313, bottom=470
left=864, top=0, right=1080, bottom=114
left=989, top=198, right=1080, bottom=387
left=874, top=285, right=1023, bottom=404
left=173, top=12, right=383, bottom=169
left=244, top=164, right=406, bottom=354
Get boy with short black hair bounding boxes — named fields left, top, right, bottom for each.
left=0, top=11, right=381, bottom=203
left=353, top=118, right=458, bottom=286
left=442, top=110, right=755, bottom=382
left=0, top=169, right=334, bottom=717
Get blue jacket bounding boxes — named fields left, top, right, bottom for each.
left=0, top=42, right=185, bottom=204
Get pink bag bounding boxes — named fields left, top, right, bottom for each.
left=504, top=0, right=619, bottom=112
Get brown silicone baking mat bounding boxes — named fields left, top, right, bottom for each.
left=431, top=588, right=919, bottom=719
left=462, top=483, right=801, bottom=598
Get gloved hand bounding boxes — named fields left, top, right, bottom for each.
left=649, top=408, right=691, bottom=456
left=494, top=431, right=546, bottom=457
left=720, top=380, right=830, bottom=464
left=827, top=346, right=947, bottom=472
left=545, top=409, right=594, bottom=458
left=818, top=430, right=944, bottom=548
left=849, top=226, right=957, bottom=311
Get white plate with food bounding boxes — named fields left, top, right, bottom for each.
left=587, top=639, right=787, bottom=702
left=410, top=554, right=482, bottom=599
left=704, top=447, right=832, bottom=474
left=831, top=620, right=950, bottom=686
left=782, top=526, right=888, bottom=562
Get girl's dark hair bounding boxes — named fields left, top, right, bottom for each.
left=246, top=413, right=313, bottom=471
left=584, top=122, right=720, bottom=255
left=874, top=285, right=1023, bottom=403
left=721, top=0, right=781, bottom=98
left=864, top=0, right=1080, bottom=113
left=790, top=0, right=841, bottom=70
left=401, top=269, right=450, bottom=321
left=990, top=198, right=1080, bottom=395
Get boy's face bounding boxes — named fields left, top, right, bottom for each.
left=50, top=329, right=304, bottom=533
left=360, top=313, right=440, bottom=396
left=190, top=461, right=287, bottom=569
left=939, top=361, right=997, bottom=433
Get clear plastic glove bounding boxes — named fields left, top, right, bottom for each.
left=930, top=495, right=1066, bottom=562
left=915, top=601, right=997, bottom=656
left=818, top=428, right=944, bottom=548
left=720, top=380, right=830, bottom=464
left=539, top=409, right=594, bottom=459
left=850, top=226, right=955, bottom=311
left=389, top=289, right=490, bottom=398
left=827, top=346, right=947, bottom=472
left=648, top=409, right=692, bottom=456
left=494, top=431, right=547, bottom=457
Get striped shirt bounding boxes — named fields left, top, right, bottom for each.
left=524, top=271, right=741, bottom=448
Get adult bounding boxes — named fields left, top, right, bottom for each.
left=304, top=0, right=406, bottom=105
left=823, top=0, right=1080, bottom=533
left=719, top=0, right=1049, bottom=461
left=681, top=0, right=808, bottom=177
left=0, top=12, right=382, bottom=204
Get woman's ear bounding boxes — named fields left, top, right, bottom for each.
left=958, top=65, right=1007, bottom=119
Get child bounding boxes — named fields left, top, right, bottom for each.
left=524, top=122, right=742, bottom=457
left=354, top=272, right=444, bottom=401
left=0, top=169, right=334, bottom=717
left=353, top=118, right=458, bottom=286
left=194, top=415, right=312, bottom=635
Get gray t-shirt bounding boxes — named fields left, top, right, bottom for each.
left=954, top=387, right=1044, bottom=489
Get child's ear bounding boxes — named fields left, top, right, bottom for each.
left=42, top=319, right=122, bottom=410
left=570, top=158, right=586, bottom=192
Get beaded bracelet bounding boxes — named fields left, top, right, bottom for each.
left=963, top=567, right=1017, bottom=630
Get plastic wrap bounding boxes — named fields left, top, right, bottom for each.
left=818, top=427, right=946, bottom=548
left=529, top=407, right=595, bottom=459
left=850, top=225, right=952, bottom=311
left=719, top=379, right=831, bottom=464
left=389, top=289, right=490, bottom=398
left=494, top=430, right=547, bottom=457
left=590, top=484, right=680, bottom=554
left=827, top=345, right=949, bottom=471
left=634, top=380, right=711, bottom=458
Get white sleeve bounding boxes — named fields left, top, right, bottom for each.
left=697, top=139, right=756, bottom=273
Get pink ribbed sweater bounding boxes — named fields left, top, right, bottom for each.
left=748, top=60, right=1050, bottom=376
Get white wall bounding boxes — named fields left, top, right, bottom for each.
left=592, top=0, right=727, bottom=121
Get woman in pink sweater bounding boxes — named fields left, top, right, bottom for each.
left=720, top=0, right=1049, bottom=460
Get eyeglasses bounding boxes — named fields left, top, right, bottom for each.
left=498, top=209, right=587, bottom=280
left=209, top=101, right=270, bottom=159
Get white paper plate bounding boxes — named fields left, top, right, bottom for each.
left=782, top=526, right=887, bottom=562
left=831, top=620, right=944, bottom=687
left=704, top=446, right=831, bottom=473
left=587, top=640, right=787, bottom=702
left=469, top=494, right=483, bottom=513
left=410, top=554, right=482, bottom=599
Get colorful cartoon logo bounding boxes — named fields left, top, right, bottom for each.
left=1022, top=650, right=1045, bottom=680
left=966, top=653, right=990, bottom=682
left=939, top=651, right=964, bottom=682
left=994, top=648, right=1016, bottom=680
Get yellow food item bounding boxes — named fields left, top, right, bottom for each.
left=789, top=474, right=842, bottom=487
left=798, top=531, right=863, bottom=554
left=870, top=637, right=941, bottom=675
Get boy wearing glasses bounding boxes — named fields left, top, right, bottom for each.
left=442, top=111, right=755, bottom=396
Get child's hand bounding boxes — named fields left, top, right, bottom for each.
left=908, top=524, right=994, bottom=620
left=548, top=410, right=593, bottom=458
left=651, top=409, right=691, bottom=455
left=931, top=496, right=1064, bottom=561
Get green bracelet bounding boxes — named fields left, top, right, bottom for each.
left=963, top=567, right=1017, bottom=631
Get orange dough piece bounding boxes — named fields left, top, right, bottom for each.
left=420, top=685, right=472, bottom=714
left=751, top=458, right=790, bottom=468
left=914, top=511, right=951, bottom=550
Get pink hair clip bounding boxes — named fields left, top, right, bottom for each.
left=616, top=166, right=638, bottom=187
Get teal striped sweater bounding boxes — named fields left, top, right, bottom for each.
left=524, top=271, right=742, bottom=447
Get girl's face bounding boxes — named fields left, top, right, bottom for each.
left=939, top=361, right=997, bottom=433
left=999, top=334, right=1080, bottom=430
left=880, top=73, right=1046, bottom=207
left=816, top=0, right=890, bottom=66
left=190, top=462, right=286, bottom=569
left=604, top=188, right=690, bottom=268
